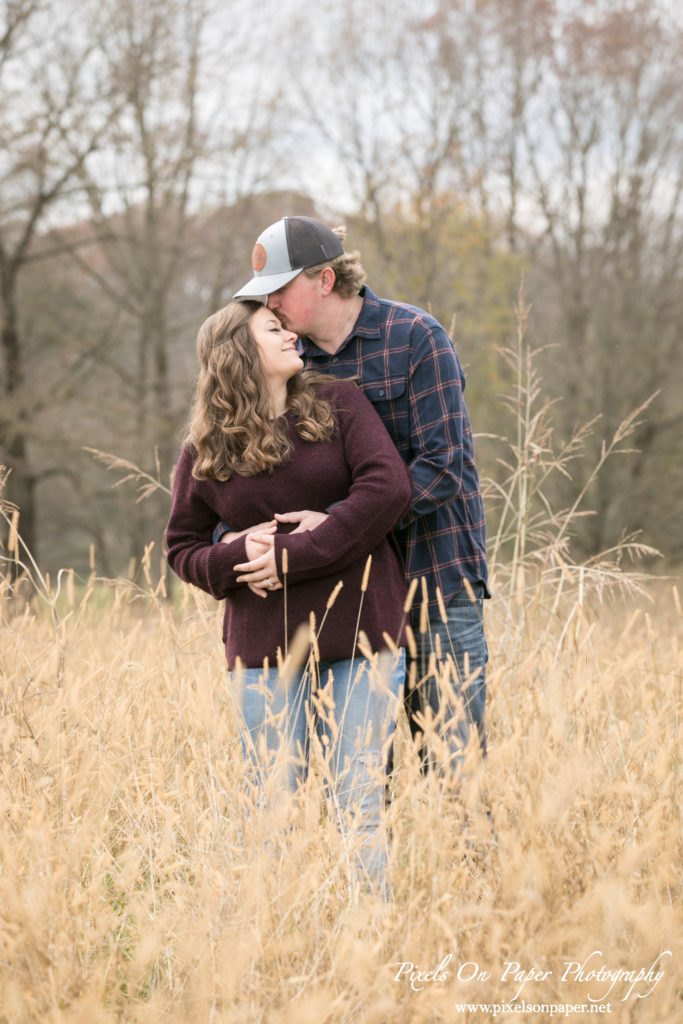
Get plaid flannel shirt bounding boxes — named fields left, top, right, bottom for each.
left=300, top=286, right=489, bottom=619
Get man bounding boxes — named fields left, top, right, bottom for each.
left=227, top=214, right=489, bottom=775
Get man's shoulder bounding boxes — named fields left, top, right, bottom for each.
left=366, top=289, right=462, bottom=376
left=368, top=288, right=447, bottom=336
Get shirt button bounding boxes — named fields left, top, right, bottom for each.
left=378, top=389, right=385, bottom=397
left=331, top=356, right=338, bottom=363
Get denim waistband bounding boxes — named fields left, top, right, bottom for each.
left=450, top=581, right=486, bottom=601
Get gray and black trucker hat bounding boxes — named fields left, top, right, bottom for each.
left=233, top=216, right=344, bottom=300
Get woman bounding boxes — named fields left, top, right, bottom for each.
left=165, top=300, right=411, bottom=893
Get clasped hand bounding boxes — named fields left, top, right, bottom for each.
left=230, top=509, right=329, bottom=597
left=232, top=522, right=280, bottom=598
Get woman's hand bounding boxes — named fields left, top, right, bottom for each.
left=232, top=510, right=328, bottom=595
left=234, top=530, right=282, bottom=597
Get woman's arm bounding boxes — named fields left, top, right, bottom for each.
left=165, top=447, right=253, bottom=598
left=269, top=383, right=411, bottom=585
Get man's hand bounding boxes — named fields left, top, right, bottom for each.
left=234, top=530, right=282, bottom=598
left=218, top=519, right=277, bottom=544
left=274, top=510, right=329, bottom=533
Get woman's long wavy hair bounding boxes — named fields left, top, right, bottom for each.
left=189, top=300, right=337, bottom=480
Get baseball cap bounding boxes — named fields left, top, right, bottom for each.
left=233, top=216, right=344, bottom=300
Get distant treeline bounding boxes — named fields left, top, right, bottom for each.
left=1, top=0, right=681, bottom=578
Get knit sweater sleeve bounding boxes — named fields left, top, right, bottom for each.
left=165, top=446, right=249, bottom=598
left=273, top=382, right=411, bottom=584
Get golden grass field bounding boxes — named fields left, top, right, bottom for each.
left=0, top=557, right=680, bottom=1023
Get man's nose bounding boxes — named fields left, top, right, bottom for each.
left=266, top=293, right=278, bottom=309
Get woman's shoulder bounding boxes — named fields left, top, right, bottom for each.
left=177, top=440, right=198, bottom=463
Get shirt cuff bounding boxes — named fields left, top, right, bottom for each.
left=212, top=521, right=232, bottom=544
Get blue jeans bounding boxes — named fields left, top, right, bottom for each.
left=405, top=584, right=488, bottom=775
left=233, top=649, right=405, bottom=894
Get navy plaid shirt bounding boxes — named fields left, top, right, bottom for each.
left=300, top=286, right=489, bottom=619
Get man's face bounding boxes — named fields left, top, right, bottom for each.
left=266, top=269, right=323, bottom=336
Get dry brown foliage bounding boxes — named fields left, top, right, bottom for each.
left=0, top=558, right=680, bottom=1022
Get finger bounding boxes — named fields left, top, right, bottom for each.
left=256, top=521, right=278, bottom=533
left=236, top=571, right=265, bottom=583
left=273, top=511, right=306, bottom=523
left=242, top=520, right=276, bottom=538
left=250, top=531, right=275, bottom=546
left=234, top=552, right=270, bottom=572
left=236, top=569, right=278, bottom=585
left=245, top=539, right=271, bottom=555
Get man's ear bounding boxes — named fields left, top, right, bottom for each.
left=319, top=266, right=336, bottom=296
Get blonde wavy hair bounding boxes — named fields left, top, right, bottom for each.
left=302, top=225, right=366, bottom=297
left=189, top=300, right=337, bottom=481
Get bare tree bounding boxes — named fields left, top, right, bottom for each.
left=62, top=0, right=290, bottom=566
left=0, top=0, right=117, bottom=562
left=514, top=1, right=683, bottom=552
left=284, top=0, right=683, bottom=557
left=4, top=0, right=681, bottom=572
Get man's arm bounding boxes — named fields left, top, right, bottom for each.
left=213, top=509, right=331, bottom=544
left=213, top=519, right=278, bottom=545
left=400, top=318, right=469, bottom=524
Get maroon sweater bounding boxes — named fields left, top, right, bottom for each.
left=166, top=381, right=412, bottom=668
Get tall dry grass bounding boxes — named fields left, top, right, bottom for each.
left=1, top=291, right=681, bottom=1022
left=1, top=557, right=680, bottom=1022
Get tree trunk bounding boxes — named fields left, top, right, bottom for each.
left=1, top=284, right=37, bottom=569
